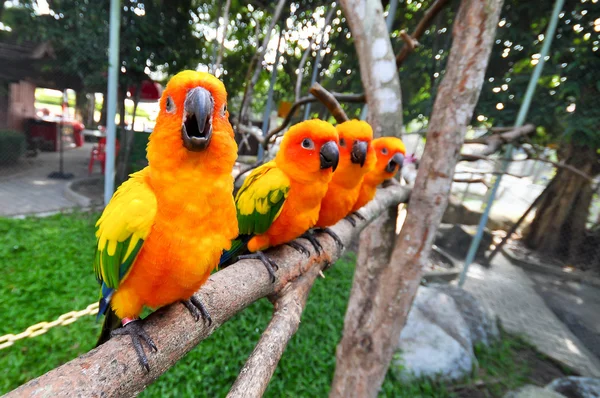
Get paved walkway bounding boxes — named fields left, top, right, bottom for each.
left=0, top=143, right=95, bottom=217
left=463, top=255, right=600, bottom=377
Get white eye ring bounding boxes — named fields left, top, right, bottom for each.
left=301, top=138, right=315, bottom=150
left=165, top=96, right=176, bottom=114
left=381, top=148, right=388, bottom=155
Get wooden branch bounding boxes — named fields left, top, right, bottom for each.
left=261, top=92, right=365, bottom=149
left=463, top=124, right=536, bottom=157
left=395, top=0, right=451, bottom=68
left=227, top=262, right=321, bottom=397
left=452, top=177, right=489, bottom=187
left=513, top=156, right=594, bottom=181
left=6, top=185, right=410, bottom=398
left=399, top=30, right=419, bottom=51
left=213, top=0, right=232, bottom=74
left=309, top=82, right=349, bottom=123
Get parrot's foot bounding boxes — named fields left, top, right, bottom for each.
left=111, top=319, right=157, bottom=372
left=299, top=230, right=323, bottom=254
left=353, top=211, right=366, bottom=221
left=285, top=240, right=311, bottom=257
left=344, top=215, right=357, bottom=227
left=181, top=295, right=212, bottom=326
left=317, top=227, right=344, bottom=250
left=238, top=251, right=278, bottom=283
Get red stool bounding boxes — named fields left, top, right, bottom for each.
left=88, top=137, right=120, bottom=175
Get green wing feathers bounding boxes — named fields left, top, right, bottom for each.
left=235, top=162, right=290, bottom=236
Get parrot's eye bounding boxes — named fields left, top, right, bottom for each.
left=221, top=103, right=227, bottom=117
left=301, top=138, right=315, bottom=150
left=166, top=96, right=176, bottom=114
left=339, top=138, right=346, bottom=147
left=381, top=148, right=388, bottom=155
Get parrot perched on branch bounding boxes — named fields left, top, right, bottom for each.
left=312, top=120, right=376, bottom=246
left=220, top=119, right=339, bottom=280
left=352, top=137, right=406, bottom=212
left=93, top=71, right=238, bottom=371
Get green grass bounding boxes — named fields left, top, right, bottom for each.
left=0, top=212, right=562, bottom=397
left=35, top=92, right=150, bottom=119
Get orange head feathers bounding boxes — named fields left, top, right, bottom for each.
left=147, top=70, right=236, bottom=176
left=352, top=136, right=406, bottom=212
left=275, top=119, right=340, bottom=183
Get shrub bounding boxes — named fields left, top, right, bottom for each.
left=0, top=130, right=26, bottom=164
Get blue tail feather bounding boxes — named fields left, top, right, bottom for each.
left=220, top=235, right=252, bottom=265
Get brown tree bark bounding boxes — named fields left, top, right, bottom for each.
left=525, top=142, right=600, bottom=262
left=330, top=0, right=503, bottom=396
left=340, top=0, right=403, bottom=137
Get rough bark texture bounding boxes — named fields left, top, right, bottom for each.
left=525, top=142, right=600, bottom=262
left=340, top=0, right=403, bottom=137
left=330, top=1, right=503, bottom=396
left=309, top=82, right=349, bottom=123
left=5, top=185, right=410, bottom=398
left=227, top=263, right=322, bottom=398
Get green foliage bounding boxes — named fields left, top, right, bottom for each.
left=475, top=0, right=600, bottom=149
left=0, top=130, right=26, bottom=164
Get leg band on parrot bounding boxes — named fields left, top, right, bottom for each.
left=238, top=251, right=278, bottom=283
left=317, top=227, right=344, bottom=250
left=285, top=240, right=311, bottom=257
left=299, top=230, right=323, bottom=254
left=181, top=295, right=212, bottom=326
left=111, top=319, right=157, bottom=372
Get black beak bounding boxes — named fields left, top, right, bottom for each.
left=320, top=141, right=340, bottom=172
left=181, top=87, right=214, bottom=151
left=350, top=140, right=368, bottom=167
left=385, top=153, right=405, bottom=173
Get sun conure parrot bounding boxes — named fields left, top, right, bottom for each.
left=311, top=120, right=376, bottom=246
left=93, top=71, right=238, bottom=371
left=352, top=136, right=406, bottom=212
left=220, top=119, right=339, bottom=281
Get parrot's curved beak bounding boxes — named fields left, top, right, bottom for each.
left=385, top=152, right=405, bottom=173
left=320, top=141, right=340, bottom=172
left=350, top=140, right=368, bottom=167
left=181, top=87, right=214, bottom=151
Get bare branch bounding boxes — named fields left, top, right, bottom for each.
left=6, top=185, right=410, bottom=398
left=452, top=177, right=490, bottom=187
left=513, top=156, right=594, bottom=181
left=309, top=82, right=349, bottom=123
left=227, top=265, right=321, bottom=397
left=463, top=124, right=536, bottom=157
left=399, top=30, right=419, bottom=51
left=395, top=0, right=451, bottom=68
left=213, top=0, right=232, bottom=75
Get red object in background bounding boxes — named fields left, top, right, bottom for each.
left=27, top=119, right=85, bottom=151
left=128, top=80, right=163, bottom=102
left=88, top=137, right=120, bottom=175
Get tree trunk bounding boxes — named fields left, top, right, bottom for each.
left=340, top=0, right=403, bottom=137
left=525, top=142, right=599, bottom=263
left=75, top=91, right=89, bottom=124
left=99, top=89, right=108, bottom=126
left=330, top=1, right=503, bottom=396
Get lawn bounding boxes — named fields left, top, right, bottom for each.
left=0, top=212, right=568, bottom=397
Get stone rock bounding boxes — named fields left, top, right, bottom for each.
left=435, top=223, right=493, bottom=260
left=504, top=385, right=567, bottom=398
left=393, top=286, right=475, bottom=382
left=546, top=377, right=600, bottom=398
left=430, top=283, right=499, bottom=346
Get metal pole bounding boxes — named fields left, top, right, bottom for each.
left=104, top=0, right=121, bottom=206
left=360, top=0, right=398, bottom=121
left=258, top=30, right=282, bottom=161
left=458, top=0, right=566, bottom=287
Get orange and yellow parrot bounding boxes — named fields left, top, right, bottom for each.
left=93, top=71, right=238, bottom=371
left=312, top=120, right=376, bottom=245
left=352, top=136, right=406, bottom=212
left=220, top=119, right=339, bottom=279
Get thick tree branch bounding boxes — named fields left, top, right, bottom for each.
left=395, top=0, right=452, bottom=68
left=309, top=82, right=349, bottom=123
left=6, top=185, right=410, bottom=398
left=227, top=264, right=321, bottom=397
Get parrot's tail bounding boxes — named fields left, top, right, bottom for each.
left=219, top=235, right=252, bottom=267
left=96, top=306, right=121, bottom=347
